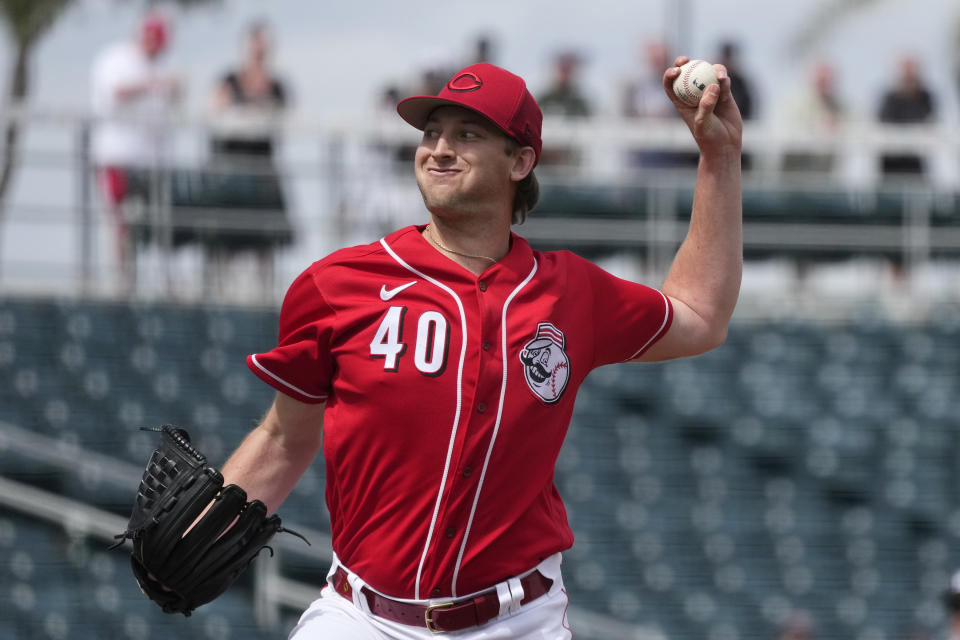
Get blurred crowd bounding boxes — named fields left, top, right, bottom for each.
left=89, top=12, right=292, bottom=297
left=370, top=33, right=945, bottom=180
left=86, top=13, right=951, bottom=299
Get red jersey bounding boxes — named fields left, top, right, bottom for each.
left=247, top=225, right=672, bottom=600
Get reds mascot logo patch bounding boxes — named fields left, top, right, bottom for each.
left=519, top=322, right=570, bottom=404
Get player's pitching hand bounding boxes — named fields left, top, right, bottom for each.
left=663, top=56, right=743, bottom=156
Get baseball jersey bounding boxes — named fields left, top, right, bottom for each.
left=247, top=225, right=672, bottom=600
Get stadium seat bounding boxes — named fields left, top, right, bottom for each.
left=3, top=297, right=960, bottom=640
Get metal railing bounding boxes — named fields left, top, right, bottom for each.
left=0, top=107, right=958, bottom=305
left=0, top=420, right=658, bottom=639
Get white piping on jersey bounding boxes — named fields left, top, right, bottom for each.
left=627, top=289, right=672, bottom=361
left=450, top=258, right=539, bottom=597
left=379, top=236, right=468, bottom=601
left=249, top=354, right=328, bottom=400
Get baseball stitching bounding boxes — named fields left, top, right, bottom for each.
left=681, top=60, right=704, bottom=105
left=551, top=361, right=568, bottom=397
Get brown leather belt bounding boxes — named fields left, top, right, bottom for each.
left=332, top=567, right=553, bottom=633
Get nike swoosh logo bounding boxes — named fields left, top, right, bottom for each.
left=380, top=281, right=417, bottom=301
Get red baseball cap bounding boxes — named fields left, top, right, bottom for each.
left=397, top=63, right=543, bottom=165
left=141, top=13, right=169, bottom=51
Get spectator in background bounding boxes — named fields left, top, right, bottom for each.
left=467, top=34, right=495, bottom=65
left=414, top=51, right=454, bottom=98
left=377, top=85, right=402, bottom=114
left=210, top=20, right=288, bottom=159
left=538, top=51, right=592, bottom=117
left=781, top=61, right=846, bottom=173
left=717, top=40, right=755, bottom=170
left=792, top=62, right=844, bottom=129
left=203, top=19, right=293, bottom=301
left=90, top=12, right=181, bottom=294
left=622, top=39, right=676, bottom=119
left=621, top=38, right=699, bottom=169
left=942, top=569, right=960, bottom=640
left=716, top=40, right=754, bottom=120
left=878, top=55, right=936, bottom=176
left=777, top=610, right=815, bottom=640
left=538, top=51, right=592, bottom=167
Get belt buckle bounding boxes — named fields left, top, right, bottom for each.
left=424, top=601, right=454, bottom=634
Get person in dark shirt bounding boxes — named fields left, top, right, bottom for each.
left=716, top=41, right=755, bottom=171
left=943, top=569, right=960, bottom=640
left=878, top=55, right=935, bottom=176
left=717, top=41, right=754, bottom=120
left=538, top=51, right=592, bottom=166
left=200, top=20, right=293, bottom=299
left=211, top=20, right=288, bottom=158
left=538, top=51, right=592, bottom=118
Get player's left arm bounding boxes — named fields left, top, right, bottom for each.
left=219, top=392, right=326, bottom=515
left=635, top=56, right=743, bottom=362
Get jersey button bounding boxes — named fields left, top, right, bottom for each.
left=478, top=280, right=487, bottom=292
left=463, top=466, right=473, bottom=477
left=477, top=402, right=487, bottom=413
left=445, top=527, right=456, bottom=538
left=431, top=587, right=442, bottom=597
left=482, top=340, right=491, bottom=351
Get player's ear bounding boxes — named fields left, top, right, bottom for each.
left=510, top=146, right=536, bottom=183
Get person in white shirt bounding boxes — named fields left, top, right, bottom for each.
left=90, top=12, right=180, bottom=292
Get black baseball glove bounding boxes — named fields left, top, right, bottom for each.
left=111, top=425, right=306, bottom=615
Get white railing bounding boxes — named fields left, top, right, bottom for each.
left=0, top=107, right=958, bottom=306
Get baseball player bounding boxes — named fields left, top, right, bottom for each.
left=226, top=57, right=742, bottom=638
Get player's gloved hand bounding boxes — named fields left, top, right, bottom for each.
left=111, top=425, right=308, bottom=615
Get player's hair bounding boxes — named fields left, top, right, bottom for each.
left=513, top=172, right=539, bottom=225
left=505, top=138, right=539, bottom=225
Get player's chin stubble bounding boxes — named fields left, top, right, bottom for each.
left=416, top=177, right=475, bottom=218
left=416, top=173, right=507, bottom=221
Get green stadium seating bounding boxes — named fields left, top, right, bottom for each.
left=1, top=297, right=959, bottom=640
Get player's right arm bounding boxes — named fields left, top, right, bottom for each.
left=634, top=55, right=743, bottom=362
left=219, top=392, right=325, bottom=516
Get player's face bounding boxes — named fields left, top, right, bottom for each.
left=521, top=347, right=552, bottom=383
left=415, top=106, right=518, bottom=219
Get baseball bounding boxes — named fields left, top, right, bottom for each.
left=672, top=59, right=719, bottom=106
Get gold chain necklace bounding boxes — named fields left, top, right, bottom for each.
left=425, top=225, right=498, bottom=265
